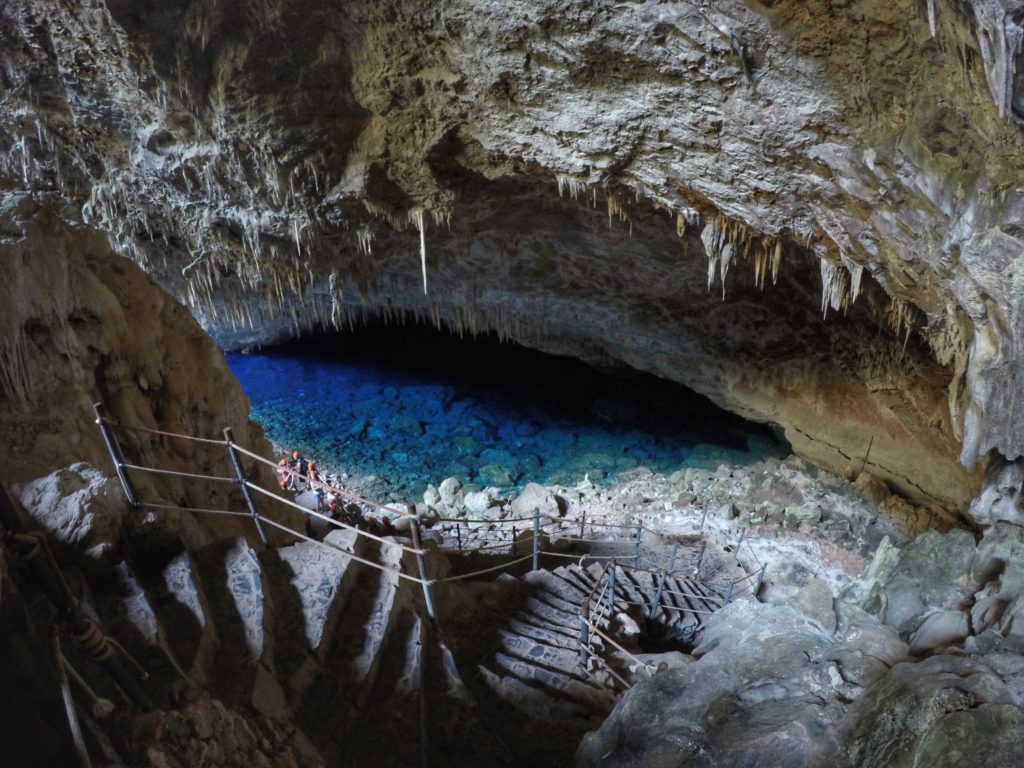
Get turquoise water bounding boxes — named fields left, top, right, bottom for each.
left=227, top=327, right=789, bottom=501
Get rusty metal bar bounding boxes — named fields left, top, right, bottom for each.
left=1, top=485, right=154, bottom=711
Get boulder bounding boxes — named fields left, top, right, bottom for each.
left=438, top=477, right=462, bottom=506
left=510, top=482, right=562, bottom=519
left=463, top=490, right=495, bottom=517
left=968, top=459, right=1024, bottom=527
left=908, top=610, right=970, bottom=653
left=794, top=578, right=837, bottom=634
left=17, top=462, right=125, bottom=560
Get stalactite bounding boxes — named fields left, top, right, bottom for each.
left=842, top=255, right=864, bottom=302
left=555, top=174, right=587, bottom=200
left=819, top=258, right=850, bottom=318
left=973, top=0, right=1024, bottom=120
left=927, top=0, right=937, bottom=38
left=409, top=206, right=428, bottom=295
left=605, top=191, right=630, bottom=230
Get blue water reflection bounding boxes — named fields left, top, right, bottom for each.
left=227, top=327, right=788, bottom=500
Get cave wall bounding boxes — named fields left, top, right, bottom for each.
left=3, top=0, right=1024, bottom=511
left=0, top=195, right=297, bottom=549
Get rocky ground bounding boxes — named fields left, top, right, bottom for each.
left=277, top=452, right=1024, bottom=766
left=299, top=450, right=926, bottom=593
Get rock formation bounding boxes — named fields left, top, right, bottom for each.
left=4, top=0, right=1024, bottom=512
left=5, top=0, right=1024, bottom=766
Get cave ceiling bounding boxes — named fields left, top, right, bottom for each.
left=4, top=0, right=1024, bottom=512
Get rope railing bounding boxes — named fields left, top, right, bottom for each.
left=229, top=442, right=410, bottom=520
left=121, top=463, right=237, bottom=483
left=256, top=515, right=427, bottom=585
left=94, top=402, right=764, bottom=696
left=139, top=501, right=251, bottom=518
left=435, top=553, right=536, bottom=583
left=108, top=420, right=229, bottom=447
left=590, top=624, right=655, bottom=679
left=243, top=480, right=422, bottom=555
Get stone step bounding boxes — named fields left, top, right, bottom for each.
left=479, top=663, right=598, bottom=729
left=96, top=560, right=190, bottom=703
left=527, top=568, right=592, bottom=609
left=674, top=577, right=720, bottom=617
left=567, top=565, right=635, bottom=616
left=491, top=652, right=615, bottom=712
left=507, top=616, right=579, bottom=650
left=343, top=607, right=424, bottom=768
left=522, top=594, right=577, bottom=628
left=259, top=528, right=366, bottom=693
left=189, top=537, right=273, bottom=708
left=513, top=605, right=581, bottom=642
left=300, top=539, right=408, bottom=758
left=124, top=546, right=218, bottom=684
left=658, top=578, right=703, bottom=628
left=496, top=630, right=594, bottom=684
left=424, top=630, right=515, bottom=767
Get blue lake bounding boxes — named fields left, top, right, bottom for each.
left=227, top=327, right=789, bottom=501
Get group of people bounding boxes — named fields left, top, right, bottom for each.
left=276, top=450, right=397, bottom=540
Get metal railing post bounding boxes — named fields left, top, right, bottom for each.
left=695, top=540, right=707, bottom=578
left=455, top=521, right=462, bottom=552
left=725, top=581, right=734, bottom=605
left=532, top=508, right=540, bottom=571
left=511, top=524, right=517, bottom=558
left=408, top=504, right=439, bottom=629
left=606, top=561, right=616, bottom=618
left=735, top=527, right=746, bottom=554
left=633, top=521, right=642, bottom=566
left=223, top=427, right=268, bottom=545
left=93, top=402, right=140, bottom=507
left=649, top=543, right=677, bottom=621
left=579, top=511, right=586, bottom=540
left=578, top=606, right=591, bottom=671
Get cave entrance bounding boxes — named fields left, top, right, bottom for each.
left=226, top=323, right=790, bottom=500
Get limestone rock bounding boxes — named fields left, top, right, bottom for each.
left=908, top=610, right=970, bottom=653
left=858, top=529, right=975, bottom=638
left=422, top=484, right=441, bottom=508
left=839, top=655, right=1024, bottom=768
left=853, top=472, right=891, bottom=506
left=438, top=477, right=462, bottom=506
left=17, top=463, right=125, bottom=560
left=510, top=482, right=562, bottom=520
left=968, top=459, right=1024, bottom=526
left=463, top=490, right=495, bottom=517
left=794, top=578, right=837, bottom=634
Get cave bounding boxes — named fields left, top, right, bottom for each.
left=5, top=1, right=1024, bottom=766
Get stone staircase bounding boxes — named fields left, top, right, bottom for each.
left=91, top=534, right=730, bottom=767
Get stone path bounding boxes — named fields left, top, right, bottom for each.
left=98, top=529, right=741, bottom=767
